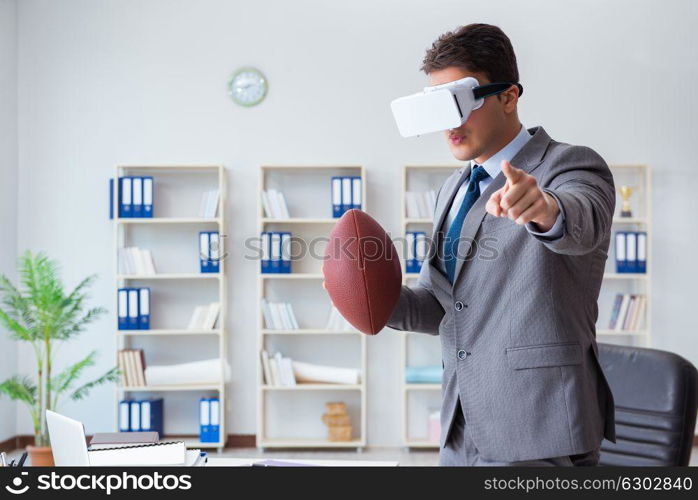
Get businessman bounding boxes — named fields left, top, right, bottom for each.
left=387, top=24, right=616, bottom=466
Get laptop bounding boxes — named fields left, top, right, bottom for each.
left=46, top=410, right=91, bottom=466
left=46, top=410, right=202, bottom=466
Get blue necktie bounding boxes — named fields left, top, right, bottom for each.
left=444, top=165, right=490, bottom=283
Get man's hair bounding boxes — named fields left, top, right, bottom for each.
left=421, top=23, right=519, bottom=84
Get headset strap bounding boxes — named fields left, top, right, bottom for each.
left=473, top=82, right=524, bottom=99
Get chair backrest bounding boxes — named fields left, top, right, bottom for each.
left=598, top=343, right=698, bottom=466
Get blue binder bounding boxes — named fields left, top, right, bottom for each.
left=118, top=288, right=128, bottom=330
left=129, top=400, right=141, bottom=431
left=280, top=232, right=291, bottom=273
left=351, top=177, right=362, bottom=210
left=127, top=288, right=139, bottom=330
left=406, top=231, right=419, bottom=273
left=331, top=177, right=342, bottom=218
left=209, top=232, right=220, bottom=273
left=199, top=232, right=211, bottom=273
left=132, top=177, right=143, bottom=218
left=199, top=398, right=211, bottom=442
left=270, top=232, right=281, bottom=273
left=626, top=232, right=637, bottom=273
left=637, top=232, right=647, bottom=273
left=261, top=232, right=271, bottom=273
left=140, top=398, right=164, bottom=437
left=341, top=177, right=352, bottom=215
left=119, top=177, right=133, bottom=218
left=119, top=400, right=130, bottom=431
left=142, top=176, right=154, bottom=218
left=615, top=232, right=627, bottom=273
left=209, top=398, right=220, bottom=443
left=138, top=288, right=150, bottom=330
left=109, top=178, right=114, bottom=220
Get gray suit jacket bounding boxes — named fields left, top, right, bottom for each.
left=388, top=126, right=617, bottom=462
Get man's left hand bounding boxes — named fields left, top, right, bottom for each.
left=485, top=160, right=560, bottom=232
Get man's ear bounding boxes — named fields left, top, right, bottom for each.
left=502, top=85, right=519, bottom=112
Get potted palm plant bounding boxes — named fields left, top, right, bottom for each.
left=0, top=251, right=119, bottom=466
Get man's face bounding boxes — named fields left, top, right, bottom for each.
left=428, top=67, right=512, bottom=162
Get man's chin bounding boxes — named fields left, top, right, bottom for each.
left=448, top=144, right=475, bottom=162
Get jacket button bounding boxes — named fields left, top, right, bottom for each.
left=457, top=349, right=467, bottom=360
left=454, top=301, right=464, bottom=311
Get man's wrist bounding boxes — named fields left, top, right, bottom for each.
left=531, top=192, right=560, bottom=232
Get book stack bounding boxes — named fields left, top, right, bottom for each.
left=615, top=231, right=647, bottom=273
left=117, top=288, right=150, bottom=330
left=406, top=231, right=427, bottom=273
left=118, top=247, right=157, bottom=275
left=325, top=306, right=356, bottom=332
left=608, top=293, right=647, bottom=331
left=331, top=176, right=362, bottom=218
left=118, top=399, right=164, bottom=436
left=118, top=349, right=147, bottom=387
left=260, top=351, right=297, bottom=387
left=187, top=302, right=221, bottom=330
left=260, top=351, right=361, bottom=386
left=199, top=232, right=221, bottom=273
left=261, top=189, right=290, bottom=219
left=261, top=299, right=299, bottom=330
left=405, top=190, right=437, bottom=219
left=110, top=176, right=154, bottom=219
left=198, top=189, right=220, bottom=218
left=199, top=397, right=221, bottom=443
left=322, top=402, right=352, bottom=442
left=260, top=232, right=292, bottom=273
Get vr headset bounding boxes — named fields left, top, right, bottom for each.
left=390, top=77, right=523, bottom=137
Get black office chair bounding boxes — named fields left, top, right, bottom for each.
left=598, top=343, right=698, bottom=466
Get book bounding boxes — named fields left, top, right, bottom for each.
left=187, top=303, right=220, bottom=330
left=89, top=432, right=159, bottom=450
left=198, top=190, right=220, bottom=218
left=260, top=350, right=272, bottom=385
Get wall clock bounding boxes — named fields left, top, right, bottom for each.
left=228, top=67, right=268, bottom=107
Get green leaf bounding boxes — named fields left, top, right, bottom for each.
left=50, top=351, right=97, bottom=397
left=0, top=376, right=37, bottom=406
left=69, top=366, right=120, bottom=402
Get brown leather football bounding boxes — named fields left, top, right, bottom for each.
left=323, top=209, right=402, bottom=335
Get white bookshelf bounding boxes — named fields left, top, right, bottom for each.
left=113, top=164, right=227, bottom=449
left=257, top=165, right=367, bottom=450
left=598, top=165, right=652, bottom=345
left=400, top=165, right=459, bottom=448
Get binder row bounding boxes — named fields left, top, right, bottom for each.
left=406, top=231, right=427, bottom=273
left=615, top=231, right=647, bottom=273
left=118, top=288, right=151, bottom=330
left=199, top=398, right=221, bottom=443
left=199, top=231, right=221, bottom=273
left=119, top=399, right=164, bottom=435
left=331, top=176, right=362, bottom=218
left=260, top=232, right=292, bottom=273
left=110, top=177, right=154, bottom=219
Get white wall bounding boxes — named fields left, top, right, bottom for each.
left=14, top=0, right=698, bottom=444
left=0, top=0, right=18, bottom=442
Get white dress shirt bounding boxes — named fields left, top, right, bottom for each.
left=443, top=124, right=563, bottom=239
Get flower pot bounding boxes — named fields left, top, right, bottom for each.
left=27, top=445, right=54, bottom=466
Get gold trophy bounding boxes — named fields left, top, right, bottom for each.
left=618, top=186, right=634, bottom=218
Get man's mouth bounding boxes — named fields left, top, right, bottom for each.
left=449, top=134, right=465, bottom=145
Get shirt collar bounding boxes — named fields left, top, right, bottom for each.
left=474, top=125, right=532, bottom=179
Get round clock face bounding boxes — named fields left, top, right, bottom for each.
left=228, top=68, right=267, bottom=107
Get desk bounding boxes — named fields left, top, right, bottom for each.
left=207, top=457, right=399, bottom=467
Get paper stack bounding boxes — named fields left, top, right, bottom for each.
left=118, top=247, right=157, bottom=275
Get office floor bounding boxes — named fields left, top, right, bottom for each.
left=6, top=446, right=698, bottom=466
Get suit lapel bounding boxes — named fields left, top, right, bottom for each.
left=450, top=126, right=553, bottom=286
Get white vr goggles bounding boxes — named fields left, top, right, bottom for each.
left=390, top=77, right=523, bottom=137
